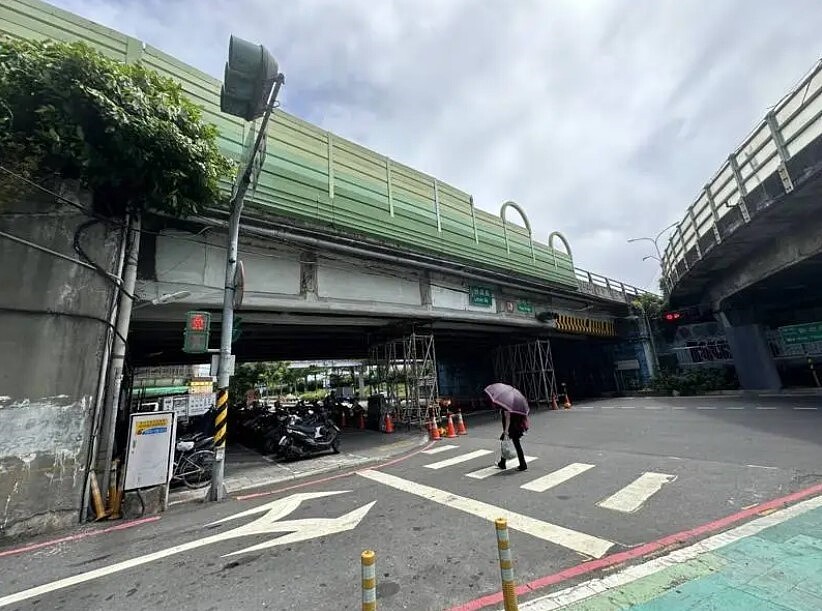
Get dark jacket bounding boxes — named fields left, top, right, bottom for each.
left=507, top=413, right=528, bottom=437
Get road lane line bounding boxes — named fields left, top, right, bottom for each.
left=696, top=406, right=717, bottom=410
left=794, top=407, right=818, bottom=410
left=756, top=406, right=777, bottom=410
left=746, top=464, right=779, bottom=470
left=466, top=457, right=539, bottom=480
left=643, top=405, right=663, bottom=410
left=359, top=470, right=613, bottom=558
left=424, top=449, right=493, bottom=470
left=597, top=472, right=675, bottom=513
left=421, top=444, right=460, bottom=455
left=726, top=406, right=745, bottom=410
left=520, top=463, right=595, bottom=493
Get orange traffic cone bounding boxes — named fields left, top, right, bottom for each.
left=429, top=418, right=441, bottom=441
left=562, top=384, right=572, bottom=409
left=384, top=413, right=394, bottom=434
left=445, top=414, right=458, bottom=438
left=358, top=412, right=365, bottom=429
left=550, top=395, right=559, bottom=410
left=456, top=409, right=467, bottom=435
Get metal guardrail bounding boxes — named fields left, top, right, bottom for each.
left=661, top=58, right=822, bottom=290
left=574, top=267, right=651, bottom=303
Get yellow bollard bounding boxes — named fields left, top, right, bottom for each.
left=361, top=550, right=377, bottom=611
left=495, top=518, right=518, bottom=611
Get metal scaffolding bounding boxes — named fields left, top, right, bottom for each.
left=493, top=339, right=557, bottom=406
left=368, top=331, right=440, bottom=428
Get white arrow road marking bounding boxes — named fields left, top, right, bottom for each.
left=0, top=491, right=371, bottom=608
left=424, top=449, right=493, bottom=469
left=597, top=472, right=676, bottom=513
left=520, top=463, right=596, bottom=493
left=359, top=470, right=613, bottom=558
left=465, top=457, right=539, bottom=480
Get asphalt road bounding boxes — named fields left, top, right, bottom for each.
left=0, top=396, right=819, bottom=610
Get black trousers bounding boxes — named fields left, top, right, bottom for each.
left=500, top=434, right=527, bottom=468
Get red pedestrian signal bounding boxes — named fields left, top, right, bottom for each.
left=184, top=311, right=211, bottom=353
left=663, top=312, right=681, bottom=322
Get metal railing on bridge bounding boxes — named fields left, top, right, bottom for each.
left=661, top=58, right=822, bottom=291
left=574, top=268, right=651, bottom=303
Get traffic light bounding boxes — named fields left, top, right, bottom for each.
left=183, top=311, right=211, bottom=353
left=220, top=35, right=279, bottom=121
left=662, top=311, right=683, bottom=322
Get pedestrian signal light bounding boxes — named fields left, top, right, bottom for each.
left=662, top=311, right=682, bottom=322
left=183, top=311, right=211, bottom=353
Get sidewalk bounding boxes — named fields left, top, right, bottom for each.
left=169, top=428, right=427, bottom=504
left=520, top=495, right=822, bottom=610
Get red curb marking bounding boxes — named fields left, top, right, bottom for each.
left=235, top=439, right=437, bottom=501
left=448, top=481, right=822, bottom=611
left=0, top=516, right=162, bottom=559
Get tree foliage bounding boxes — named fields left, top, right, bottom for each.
left=631, top=292, right=664, bottom=318
left=0, top=38, right=233, bottom=216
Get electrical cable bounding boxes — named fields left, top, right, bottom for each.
left=73, top=219, right=137, bottom=300
left=0, top=305, right=130, bottom=347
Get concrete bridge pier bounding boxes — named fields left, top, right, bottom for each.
left=717, top=311, right=781, bottom=391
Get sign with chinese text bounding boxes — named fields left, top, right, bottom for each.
left=468, top=286, right=493, bottom=307
left=779, top=321, right=822, bottom=345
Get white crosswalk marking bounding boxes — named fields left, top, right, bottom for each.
left=597, top=472, right=675, bottom=513
left=465, top=457, right=539, bottom=480
left=423, top=449, right=492, bottom=470
left=421, top=444, right=459, bottom=455
left=520, top=463, right=595, bottom=492
left=359, top=470, right=614, bottom=558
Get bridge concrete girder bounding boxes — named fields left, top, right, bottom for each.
left=708, top=202, right=822, bottom=313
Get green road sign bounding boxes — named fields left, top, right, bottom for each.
left=779, top=321, right=822, bottom=345
left=469, top=286, right=493, bottom=307
left=517, top=301, right=534, bottom=314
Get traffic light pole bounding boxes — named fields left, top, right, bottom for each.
left=208, top=74, right=284, bottom=502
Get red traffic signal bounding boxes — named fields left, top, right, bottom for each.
left=663, top=311, right=681, bottom=322
left=188, top=313, right=208, bottom=332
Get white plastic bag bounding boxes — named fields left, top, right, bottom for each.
left=500, top=438, right=516, bottom=461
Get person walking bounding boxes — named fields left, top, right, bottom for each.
left=497, top=408, right=528, bottom=471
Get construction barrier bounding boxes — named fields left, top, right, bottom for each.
left=495, top=518, right=518, bottom=611
left=361, top=550, right=376, bottom=611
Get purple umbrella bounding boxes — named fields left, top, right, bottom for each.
left=483, top=383, right=530, bottom=415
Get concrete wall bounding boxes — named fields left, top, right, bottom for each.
left=0, top=183, right=120, bottom=539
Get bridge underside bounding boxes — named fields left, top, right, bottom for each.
left=130, top=312, right=624, bottom=400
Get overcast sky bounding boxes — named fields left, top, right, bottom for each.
left=52, top=0, right=822, bottom=289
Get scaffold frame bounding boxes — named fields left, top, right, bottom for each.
left=493, top=339, right=557, bottom=406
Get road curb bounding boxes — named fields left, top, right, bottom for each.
left=168, top=434, right=429, bottom=507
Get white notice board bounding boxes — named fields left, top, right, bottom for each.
left=124, top=411, right=176, bottom=491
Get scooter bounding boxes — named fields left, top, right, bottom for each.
left=278, top=409, right=341, bottom=460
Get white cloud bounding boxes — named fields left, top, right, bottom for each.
left=51, top=0, right=822, bottom=288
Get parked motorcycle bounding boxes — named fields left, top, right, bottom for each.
left=277, top=406, right=341, bottom=460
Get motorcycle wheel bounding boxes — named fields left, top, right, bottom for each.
left=331, top=437, right=341, bottom=454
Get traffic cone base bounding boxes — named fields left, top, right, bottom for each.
left=429, top=419, right=441, bottom=441
left=445, top=414, right=458, bottom=438
left=550, top=395, right=559, bottom=410
left=384, top=413, right=394, bottom=434
left=563, top=393, right=572, bottom=409
left=456, top=410, right=467, bottom=435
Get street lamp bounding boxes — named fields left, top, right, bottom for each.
left=132, top=290, right=192, bottom=311
left=627, top=221, right=679, bottom=262
left=209, top=35, right=285, bottom=502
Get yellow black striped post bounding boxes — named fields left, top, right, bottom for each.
left=214, top=388, right=229, bottom=450
left=495, top=518, right=518, bottom=611
left=361, top=550, right=376, bottom=611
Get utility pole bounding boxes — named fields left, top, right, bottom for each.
left=209, top=36, right=285, bottom=501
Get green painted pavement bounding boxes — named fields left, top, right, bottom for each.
left=562, top=506, right=822, bottom=610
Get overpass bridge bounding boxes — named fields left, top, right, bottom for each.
left=4, top=0, right=654, bottom=391
left=661, top=58, right=822, bottom=389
